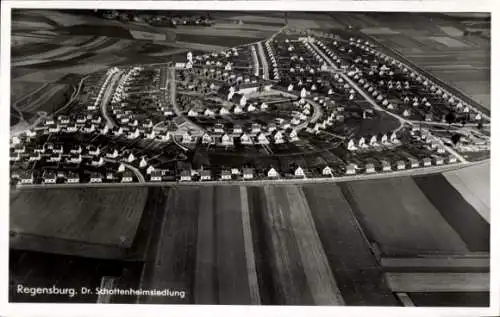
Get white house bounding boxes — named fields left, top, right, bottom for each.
left=381, top=160, right=391, bottom=172
left=219, top=107, right=230, bottom=115
left=358, top=137, right=368, bottom=148
left=267, top=167, right=279, bottom=178
left=397, top=160, right=406, bottom=170
left=188, top=109, right=199, bottom=117
left=289, top=130, right=299, bottom=142
left=202, top=133, right=214, bottom=144
left=139, top=157, right=147, bottom=168
left=240, top=133, right=253, bottom=145
left=274, top=131, right=285, bottom=144
left=257, top=133, right=269, bottom=144
left=390, top=132, right=399, bottom=144
left=294, top=166, right=306, bottom=178
left=345, top=164, right=356, bottom=175
left=182, top=133, right=193, bottom=144
left=221, top=134, right=234, bottom=146
left=322, top=166, right=333, bottom=176
left=369, top=135, right=379, bottom=147
left=365, top=163, right=375, bottom=173
left=347, top=139, right=357, bottom=151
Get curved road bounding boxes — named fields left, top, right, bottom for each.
left=103, top=158, right=145, bottom=183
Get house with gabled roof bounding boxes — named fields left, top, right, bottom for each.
left=294, top=166, right=306, bottom=178
left=267, top=167, right=279, bottom=178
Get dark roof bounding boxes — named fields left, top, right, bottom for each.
left=243, top=168, right=254, bottom=174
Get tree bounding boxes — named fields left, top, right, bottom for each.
left=451, top=133, right=462, bottom=146
left=445, top=111, right=456, bottom=125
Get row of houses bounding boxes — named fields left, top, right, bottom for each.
left=347, top=132, right=400, bottom=151
left=187, top=101, right=269, bottom=118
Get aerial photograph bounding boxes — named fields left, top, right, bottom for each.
left=8, top=9, right=490, bottom=306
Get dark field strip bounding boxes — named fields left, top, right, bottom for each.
left=214, top=186, right=252, bottom=304
left=143, top=187, right=200, bottom=304
left=176, top=34, right=259, bottom=47
left=247, top=186, right=276, bottom=305
left=408, top=292, right=489, bottom=307
left=302, top=184, right=399, bottom=306
left=193, top=187, right=217, bottom=304
left=57, top=25, right=134, bottom=39
left=11, top=43, right=60, bottom=58
left=413, top=174, right=490, bottom=252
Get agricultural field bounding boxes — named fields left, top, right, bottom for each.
left=442, top=161, right=490, bottom=223
left=339, top=177, right=470, bottom=256
left=10, top=187, right=148, bottom=247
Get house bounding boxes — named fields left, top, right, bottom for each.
left=231, top=168, right=241, bottom=176
left=243, top=168, right=254, bottom=180
left=14, top=145, right=26, bottom=154
left=219, top=107, right=230, bottom=115
left=90, top=172, right=103, bottom=183
left=70, top=145, right=82, bottom=155
left=365, top=163, right=376, bottom=173
left=256, top=133, right=269, bottom=145
left=260, top=102, right=269, bottom=110
left=358, top=137, right=368, bottom=148
left=202, top=133, right=214, bottom=144
left=200, top=170, right=212, bottom=181
left=408, top=157, right=419, bottom=168
left=294, top=166, right=306, bottom=178
left=42, top=171, right=57, bottom=184
left=19, top=171, right=34, bottom=184
left=91, top=157, right=104, bottom=167
left=145, top=130, right=156, bottom=139
left=267, top=167, right=279, bottom=178
left=390, top=132, right=399, bottom=144
left=273, top=130, right=285, bottom=144
left=66, top=172, right=80, bottom=184
left=69, top=154, right=82, bottom=164
left=240, top=133, right=253, bottom=145
left=381, top=160, right=391, bottom=172
left=347, top=139, right=357, bottom=151
left=187, top=109, right=199, bottom=117
left=246, top=104, right=257, bottom=112
left=396, top=160, right=406, bottom=170
left=204, top=108, right=215, bottom=117
left=88, top=145, right=101, bottom=156
left=322, top=166, right=333, bottom=176
left=127, top=153, right=136, bottom=163
left=214, top=123, right=225, bottom=134
left=48, top=153, right=62, bottom=162
left=448, top=156, right=457, bottom=164
left=232, top=93, right=247, bottom=106
left=345, top=163, right=356, bottom=175
left=106, top=172, right=116, bottom=181
left=232, top=105, right=244, bottom=114
left=29, top=153, right=41, bottom=162
left=221, top=134, right=234, bottom=146
left=435, top=157, right=444, bottom=165
left=422, top=157, right=432, bottom=167
left=220, top=170, right=232, bottom=180
left=233, top=125, right=243, bottom=134
left=139, top=157, right=148, bottom=168
left=381, top=134, right=389, bottom=145
left=106, top=149, right=119, bottom=159
left=251, top=123, right=262, bottom=134
left=289, top=130, right=299, bottom=142
left=121, top=171, right=134, bottom=183
left=369, top=135, right=379, bottom=147
left=150, top=170, right=163, bottom=182
left=127, top=129, right=140, bottom=139
left=180, top=170, right=192, bottom=181
left=182, top=132, right=194, bottom=144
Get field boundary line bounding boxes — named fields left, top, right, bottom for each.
left=239, top=186, right=261, bottom=305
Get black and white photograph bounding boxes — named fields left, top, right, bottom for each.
left=2, top=0, right=497, bottom=315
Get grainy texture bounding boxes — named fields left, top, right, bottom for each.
left=10, top=187, right=148, bottom=247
